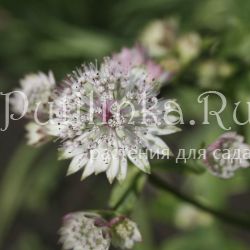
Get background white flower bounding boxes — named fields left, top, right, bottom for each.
left=11, top=71, right=55, bottom=115
left=204, top=132, right=250, bottom=178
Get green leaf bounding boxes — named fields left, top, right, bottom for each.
left=23, top=149, right=63, bottom=212
left=185, top=171, right=248, bottom=209
left=17, top=231, right=50, bottom=250
left=36, top=21, right=123, bottom=60
left=0, top=143, right=48, bottom=246
left=161, top=226, right=248, bottom=250
left=192, top=0, right=235, bottom=30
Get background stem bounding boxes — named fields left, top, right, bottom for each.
left=149, top=173, right=250, bottom=230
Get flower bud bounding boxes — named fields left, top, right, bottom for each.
left=140, top=19, right=178, bottom=57
left=111, top=217, right=142, bottom=249
left=176, top=33, right=202, bottom=64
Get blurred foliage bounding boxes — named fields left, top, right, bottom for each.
left=160, top=227, right=248, bottom=250
left=1, top=0, right=250, bottom=249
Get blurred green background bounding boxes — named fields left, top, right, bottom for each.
left=1, top=0, right=250, bottom=249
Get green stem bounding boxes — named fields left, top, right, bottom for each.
left=149, top=173, right=250, bottom=230
left=111, top=172, right=142, bottom=211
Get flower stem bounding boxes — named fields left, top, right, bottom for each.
left=149, top=173, right=250, bottom=230
left=112, top=172, right=142, bottom=211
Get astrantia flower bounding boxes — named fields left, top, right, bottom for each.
left=59, top=212, right=111, bottom=250
left=59, top=212, right=142, bottom=250
left=111, top=217, right=142, bottom=249
left=11, top=71, right=55, bottom=115
left=10, top=71, right=55, bottom=146
left=49, top=57, right=180, bottom=183
left=204, top=132, right=250, bottom=178
left=112, top=46, right=170, bottom=85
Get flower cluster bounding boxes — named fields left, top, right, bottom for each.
left=140, top=19, right=202, bottom=72
left=10, top=71, right=55, bottom=146
left=59, top=212, right=141, bottom=250
left=203, top=132, right=250, bottom=178
left=11, top=46, right=179, bottom=183
left=140, top=18, right=236, bottom=89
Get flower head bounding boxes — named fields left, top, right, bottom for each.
left=49, top=57, right=180, bottom=183
left=59, top=212, right=111, bottom=250
left=204, top=132, right=250, bottom=178
left=11, top=71, right=55, bottom=115
left=111, top=217, right=142, bottom=249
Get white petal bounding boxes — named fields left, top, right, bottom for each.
left=127, top=151, right=150, bottom=174
left=144, top=133, right=172, bottom=156
left=133, top=227, right=142, bottom=242
left=25, top=122, right=45, bottom=145
left=46, top=119, right=66, bottom=137
left=106, top=150, right=120, bottom=184
left=67, top=154, right=88, bottom=175
left=148, top=125, right=181, bottom=135
left=81, top=159, right=94, bottom=180
left=93, top=148, right=110, bottom=174
left=77, top=130, right=95, bottom=142
left=117, top=157, right=128, bottom=182
left=59, top=147, right=84, bottom=160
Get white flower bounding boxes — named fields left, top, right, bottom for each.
left=204, top=132, right=250, bottom=178
left=111, top=218, right=142, bottom=249
left=49, top=57, right=180, bottom=183
left=59, top=212, right=111, bottom=250
left=11, top=71, right=55, bottom=115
